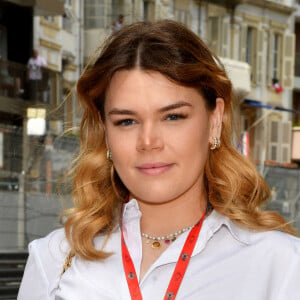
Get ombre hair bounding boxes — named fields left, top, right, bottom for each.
left=63, top=20, right=298, bottom=260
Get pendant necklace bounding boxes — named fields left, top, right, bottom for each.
left=141, top=225, right=193, bottom=249
left=121, top=211, right=205, bottom=300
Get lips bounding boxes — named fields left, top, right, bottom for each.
left=137, top=162, right=174, bottom=175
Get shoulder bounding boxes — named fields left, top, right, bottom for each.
left=251, top=228, right=300, bottom=256
left=18, top=228, right=69, bottom=299
left=29, top=227, right=69, bottom=265
left=227, top=216, right=300, bottom=258
left=29, top=228, right=70, bottom=280
left=211, top=210, right=300, bottom=255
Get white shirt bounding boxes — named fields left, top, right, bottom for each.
left=27, top=56, right=47, bottom=80
left=18, top=199, right=300, bottom=300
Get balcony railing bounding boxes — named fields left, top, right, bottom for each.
left=0, top=58, right=61, bottom=105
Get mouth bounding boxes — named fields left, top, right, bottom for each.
left=136, top=162, right=174, bottom=175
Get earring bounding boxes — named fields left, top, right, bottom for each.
left=107, top=149, right=112, bottom=160
left=209, top=137, right=221, bottom=150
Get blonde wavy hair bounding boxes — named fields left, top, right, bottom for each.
left=62, top=20, right=298, bottom=260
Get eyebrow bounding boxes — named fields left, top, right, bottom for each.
left=108, top=101, right=193, bottom=116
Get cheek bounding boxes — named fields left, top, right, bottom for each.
left=177, top=124, right=210, bottom=170
left=176, top=120, right=210, bottom=152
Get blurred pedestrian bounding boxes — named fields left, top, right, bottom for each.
left=27, top=49, right=47, bottom=101
left=18, top=20, right=300, bottom=300
left=112, top=14, right=124, bottom=32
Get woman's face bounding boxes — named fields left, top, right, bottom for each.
left=104, top=69, right=224, bottom=204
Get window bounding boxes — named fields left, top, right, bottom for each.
left=44, top=16, right=55, bottom=24
left=246, top=27, right=253, bottom=65
left=267, top=32, right=282, bottom=85
left=143, top=0, right=155, bottom=22
left=207, top=16, right=230, bottom=57
left=84, top=0, right=105, bottom=29
left=63, top=6, right=76, bottom=32
left=64, top=0, right=72, bottom=6
left=245, top=26, right=257, bottom=82
left=267, top=31, right=294, bottom=89
left=272, top=33, right=280, bottom=81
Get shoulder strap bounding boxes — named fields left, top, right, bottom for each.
left=61, top=251, right=75, bottom=276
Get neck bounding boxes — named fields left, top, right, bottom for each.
left=136, top=187, right=207, bottom=236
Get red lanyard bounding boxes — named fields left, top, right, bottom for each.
left=121, top=212, right=205, bottom=300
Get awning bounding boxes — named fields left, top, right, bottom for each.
left=220, top=57, right=251, bottom=94
left=243, top=99, right=300, bottom=114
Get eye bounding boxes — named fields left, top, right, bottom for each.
left=114, top=119, right=136, bottom=126
left=165, top=113, right=187, bottom=121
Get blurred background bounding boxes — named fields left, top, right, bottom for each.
left=0, top=0, right=300, bottom=298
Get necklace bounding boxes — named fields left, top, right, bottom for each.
left=121, top=212, right=205, bottom=300
left=141, top=225, right=193, bottom=249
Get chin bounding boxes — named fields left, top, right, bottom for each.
left=131, top=190, right=180, bottom=205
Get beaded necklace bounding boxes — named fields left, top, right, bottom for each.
left=141, top=225, right=193, bottom=249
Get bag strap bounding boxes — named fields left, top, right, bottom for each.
left=61, top=251, right=75, bottom=276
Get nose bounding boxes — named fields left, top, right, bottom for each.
left=136, top=122, right=164, bottom=152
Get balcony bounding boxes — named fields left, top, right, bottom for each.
left=219, top=57, right=251, bottom=95
left=3, top=0, right=64, bottom=16
left=0, top=59, right=62, bottom=115
left=205, top=0, right=294, bottom=13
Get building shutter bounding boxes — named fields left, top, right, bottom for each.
left=282, top=33, right=295, bottom=89
left=267, top=119, right=280, bottom=162
left=221, top=16, right=230, bottom=58
left=208, top=16, right=221, bottom=55
left=254, top=121, right=264, bottom=162
left=281, top=121, right=292, bottom=163
left=256, top=29, right=264, bottom=85
left=240, top=24, right=247, bottom=62
left=267, top=31, right=273, bottom=85
left=174, top=9, right=180, bottom=22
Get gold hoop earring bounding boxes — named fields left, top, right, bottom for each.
left=209, top=137, right=221, bottom=150
left=107, top=149, right=112, bottom=160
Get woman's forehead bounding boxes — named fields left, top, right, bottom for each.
left=104, top=69, right=207, bottom=114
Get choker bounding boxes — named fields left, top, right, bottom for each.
left=141, top=225, right=193, bottom=249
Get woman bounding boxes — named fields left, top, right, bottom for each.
left=18, top=20, right=300, bottom=300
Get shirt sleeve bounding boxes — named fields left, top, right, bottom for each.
left=17, top=241, right=51, bottom=300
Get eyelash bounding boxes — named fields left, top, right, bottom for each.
left=113, top=113, right=188, bottom=127
left=114, top=119, right=136, bottom=126
left=165, top=113, right=187, bottom=121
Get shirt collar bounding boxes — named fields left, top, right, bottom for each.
left=122, top=198, right=141, bottom=223
left=122, top=198, right=251, bottom=247
left=205, top=210, right=251, bottom=246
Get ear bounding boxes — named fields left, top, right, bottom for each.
left=209, top=98, right=224, bottom=139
